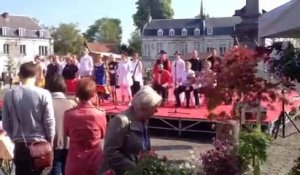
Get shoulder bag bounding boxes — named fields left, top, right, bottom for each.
left=132, top=61, right=141, bottom=88
left=11, top=90, right=53, bottom=168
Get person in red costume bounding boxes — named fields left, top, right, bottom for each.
left=153, top=50, right=171, bottom=74
left=152, top=64, right=172, bottom=106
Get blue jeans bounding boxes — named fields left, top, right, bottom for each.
left=52, top=149, right=68, bottom=175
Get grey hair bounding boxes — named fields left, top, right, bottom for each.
left=131, top=85, right=162, bottom=110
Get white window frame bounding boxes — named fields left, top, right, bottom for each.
left=3, top=44, right=10, bottom=54
left=181, top=28, right=187, bottom=36
left=207, top=27, right=213, bottom=35
left=39, top=46, right=48, bottom=56
left=18, top=28, right=25, bottom=37
left=180, top=42, right=188, bottom=55
left=156, top=43, right=163, bottom=54
left=194, top=28, right=200, bottom=36
left=169, top=28, right=175, bottom=36
left=194, top=42, right=201, bottom=52
left=39, top=30, right=44, bottom=38
left=1, top=27, right=7, bottom=36
left=157, top=29, right=163, bottom=36
left=20, top=44, right=26, bottom=55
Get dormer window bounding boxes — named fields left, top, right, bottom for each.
left=1, top=27, right=7, bottom=35
left=18, top=28, right=25, bottom=37
left=157, top=29, right=163, bottom=36
left=38, top=30, right=44, bottom=38
left=194, top=28, right=200, bottom=36
left=207, top=27, right=213, bottom=35
left=181, top=28, right=187, bottom=36
left=169, top=28, right=175, bottom=36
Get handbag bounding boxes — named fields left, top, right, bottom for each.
left=132, top=61, right=141, bottom=87
left=11, top=90, right=53, bottom=168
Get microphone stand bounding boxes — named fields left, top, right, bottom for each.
left=169, top=61, right=189, bottom=115
left=107, top=62, right=122, bottom=112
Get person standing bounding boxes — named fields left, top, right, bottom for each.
left=99, top=86, right=162, bottom=175
left=45, top=55, right=60, bottom=89
left=62, top=56, right=79, bottom=94
left=130, top=52, right=143, bottom=96
left=189, top=50, right=202, bottom=76
left=79, top=48, right=94, bottom=77
left=64, top=78, right=107, bottom=175
left=46, top=74, right=76, bottom=175
left=207, top=49, right=222, bottom=73
left=2, top=62, right=55, bottom=175
left=108, top=55, right=118, bottom=102
left=34, top=55, right=46, bottom=88
left=171, top=51, right=185, bottom=88
left=153, top=50, right=171, bottom=74
left=94, top=54, right=109, bottom=101
left=117, top=52, right=133, bottom=105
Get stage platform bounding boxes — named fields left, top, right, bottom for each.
left=99, top=96, right=300, bottom=136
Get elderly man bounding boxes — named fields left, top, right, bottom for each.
left=99, top=86, right=162, bottom=175
left=79, top=48, right=94, bottom=77
left=152, top=64, right=172, bottom=106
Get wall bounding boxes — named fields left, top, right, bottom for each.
left=0, top=37, right=53, bottom=74
left=142, top=35, right=234, bottom=60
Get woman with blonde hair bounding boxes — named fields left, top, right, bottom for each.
left=34, top=55, right=46, bottom=88
left=99, top=85, right=162, bottom=175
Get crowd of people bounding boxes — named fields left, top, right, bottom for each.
left=0, top=47, right=222, bottom=175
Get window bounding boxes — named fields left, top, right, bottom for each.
left=18, top=28, right=25, bottom=37
left=180, top=42, right=188, bottom=55
left=1, top=27, right=7, bottom=36
left=157, top=29, right=163, bottom=36
left=3, top=44, right=9, bottom=54
left=182, top=28, right=187, bottom=36
left=147, top=44, right=151, bottom=57
left=39, top=46, right=48, bottom=56
left=156, top=43, right=163, bottom=54
left=38, top=30, right=44, bottom=38
left=194, top=28, right=200, bottom=36
left=169, top=29, right=175, bottom=36
left=20, top=44, right=26, bottom=55
left=194, top=42, right=201, bottom=53
left=207, top=27, right=213, bottom=35
left=207, top=47, right=213, bottom=53
left=219, top=47, right=226, bottom=55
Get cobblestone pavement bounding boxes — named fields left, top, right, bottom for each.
left=152, top=120, right=300, bottom=175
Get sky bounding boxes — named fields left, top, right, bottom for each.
left=0, top=0, right=290, bottom=44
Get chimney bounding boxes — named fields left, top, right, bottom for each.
left=2, top=12, right=9, bottom=19
left=245, top=0, right=259, bottom=16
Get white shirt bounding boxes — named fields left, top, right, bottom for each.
left=130, top=59, right=143, bottom=86
left=172, top=58, right=186, bottom=85
left=79, top=54, right=94, bottom=76
left=117, top=60, right=133, bottom=86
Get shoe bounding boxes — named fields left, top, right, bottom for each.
left=195, top=105, right=200, bottom=108
left=175, top=104, right=181, bottom=107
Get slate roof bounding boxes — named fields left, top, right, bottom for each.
left=143, top=17, right=241, bottom=37
left=0, top=12, right=51, bottom=39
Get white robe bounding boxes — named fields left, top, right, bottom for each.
left=117, top=60, right=133, bottom=86
left=172, top=58, right=186, bottom=85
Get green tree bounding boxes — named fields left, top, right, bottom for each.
left=84, top=18, right=122, bottom=45
left=128, top=30, right=142, bottom=54
left=51, top=23, right=84, bottom=54
left=133, top=0, right=174, bottom=32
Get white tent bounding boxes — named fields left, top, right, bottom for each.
left=259, top=0, right=300, bottom=38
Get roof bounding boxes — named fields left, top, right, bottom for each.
left=204, top=17, right=242, bottom=27
left=0, top=12, right=51, bottom=38
left=85, top=42, right=116, bottom=53
left=145, top=18, right=204, bottom=29
left=143, top=17, right=240, bottom=37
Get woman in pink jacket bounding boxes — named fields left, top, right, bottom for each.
left=64, top=77, right=107, bottom=175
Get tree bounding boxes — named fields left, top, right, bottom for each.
left=84, top=18, right=122, bottom=45
left=133, top=0, right=174, bottom=32
left=51, top=23, right=84, bottom=54
left=128, top=30, right=142, bottom=54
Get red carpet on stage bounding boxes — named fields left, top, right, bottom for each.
left=99, top=89, right=300, bottom=124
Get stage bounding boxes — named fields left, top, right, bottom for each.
left=98, top=90, right=300, bottom=136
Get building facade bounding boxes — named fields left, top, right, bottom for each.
left=0, top=12, right=53, bottom=74
left=141, top=17, right=242, bottom=61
